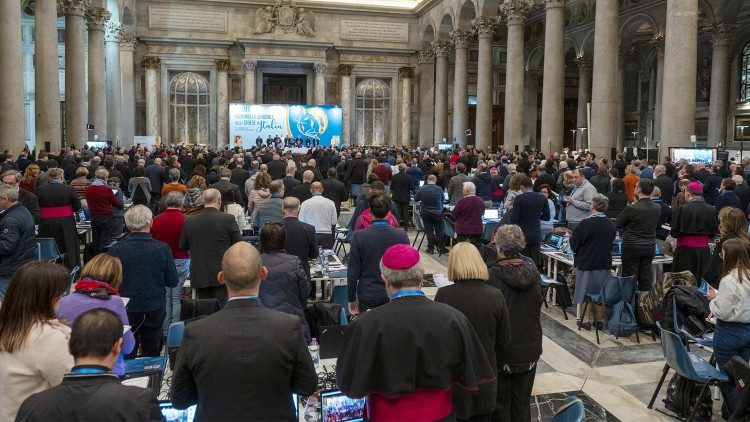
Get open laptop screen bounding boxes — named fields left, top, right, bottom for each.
left=159, top=402, right=196, bottom=422
left=483, top=209, right=499, bottom=220
left=321, top=391, right=366, bottom=422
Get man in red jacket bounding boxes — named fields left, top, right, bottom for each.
left=84, top=168, right=121, bottom=253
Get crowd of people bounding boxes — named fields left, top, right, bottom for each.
left=0, top=142, right=748, bottom=419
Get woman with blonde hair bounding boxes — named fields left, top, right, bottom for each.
left=56, top=253, right=135, bottom=376
left=19, top=164, right=40, bottom=193
left=434, top=242, right=510, bottom=420
left=69, top=166, right=91, bottom=205
left=249, top=172, right=272, bottom=222
left=366, top=158, right=379, bottom=177
left=184, top=175, right=207, bottom=215
left=702, top=207, right=750, bottom=288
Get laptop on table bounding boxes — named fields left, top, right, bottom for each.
left=483, top=209, right=499, bottom=221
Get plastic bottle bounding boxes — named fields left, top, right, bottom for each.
left=303, top=394, right=319, bottom=422
left=308, top=338, right=320, bottom=368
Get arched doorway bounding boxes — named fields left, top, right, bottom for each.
left=355, top=78, right=390, bottom=146
left=169, top=72, right=210, bottom=145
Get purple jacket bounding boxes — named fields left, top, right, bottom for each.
left=57, top=292, right=135, bottom=375
left=453, top=195, right=486, bottom=235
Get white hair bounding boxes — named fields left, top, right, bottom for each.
left=124, top=205, right=153, bottom=231
left=462, top=181, right=476, bottom=195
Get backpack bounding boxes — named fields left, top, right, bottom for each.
left=637, top=271, right=693, bottom=327
left=663, top=373, right=713, bottom=421
left=607, top=299, right=639, bottom=339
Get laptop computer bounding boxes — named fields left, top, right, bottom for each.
left=544, top=233, right=564, bottom=249
left=483, top=209, right=499, bottom=220
left=159, top=401, right=196, bottom=422
left=319, top=325, right=348, bottom=359
left=611, top=239, right=623, bottom=257
left=321, top=390, right=366, bottom=422
left=655, top=243, right=664, bottom=257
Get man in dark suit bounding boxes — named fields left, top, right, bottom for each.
left=17, top=309, right=162, bottom=421
left=268, top=154, right=286, bottom=180
left=652, top=165, right=674, bottom=205
left=282, top=197, right=319, bottom=297
left=290, top=170, right=314, bottom=204
left=1, top=170, right=41, bottom=224
left=321, top=168, right=348, bottom=216
left=180, top=188, right=242, bottom=302
left=390, top=163, right=413, bottom=228
left=145, top=158, right=165, bottom=206
left=282, top=163, right=301, bottom=198
left=211, top=167, right=245, bottom=207
left=171, top=242, right=318, bottom=421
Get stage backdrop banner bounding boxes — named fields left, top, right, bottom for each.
left=229, top=104, right=343, bottom=148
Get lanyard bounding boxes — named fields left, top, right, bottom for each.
left=228, top=295, right=260, bottom=302
left=371, top=220, right=388, bottom=226
left=589, top=213, right=607, bottom=218
left=390, top=290, right=425, bottom=300
left=71, top=367, right=107, bottom=375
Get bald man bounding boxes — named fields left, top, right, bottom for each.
left=290, top=169, right=314, bottom=203
left=171, top=242, right=317, bottom=421
left=299, top=181, right=338, bottom=249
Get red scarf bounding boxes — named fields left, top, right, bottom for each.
left=74, top=278, right=119, bottom=296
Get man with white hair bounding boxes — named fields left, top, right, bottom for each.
left=281, top=162, right=300, bottom=198
left=85, top=168, right=122, bottom=253
left=652, top=164, right=674, bottom=205
left=337, top=244, right=494, bottom=420
left=0, top=184, right=36, bottom=299
left=145, top=157, right=165, bottom=207
left=108, top=205, right=179, bottom=358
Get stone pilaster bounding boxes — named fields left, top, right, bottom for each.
left=651, top=37, right=665, bottom=143
left=524, top=71, right=540, bottom=146
left=64, top=0, right=88, bottom=147
left=590, top=0, right=620, bottom=158
left=399, top=67, right=414, bottom=147
left=431, top=39, right=451, bottom=144
left=86, top=5, right=111, bottom=141
left=105, top=21, right=122, bottom=144
left=708, top=24, right=733, bottom=144
left=119, top=32, right=136, bottom=145
left=540, top=0, right=566, bottom=154
left=338, top=64, right=354, bottom=145
left=314, top=62, right=327, bottom=105
left=0, top=0, right=25, bottom=154
left=242, top=59, right=257, bottom=104
left=576, top=57, right=592, bottom=150
left=417, top=48, right=435, bottom=148
left=451, top=30, right=472, bottom=146
left=142, top=56, right=160, bottom=138
left=660, top=0, right=698, bottom=150
left=216, top=59, right=230, bottom=148
left=501, top=0, right=532, bottom=151
left=36, top=0, right=63, bottom=151
left=474, top=16, right=497, bottom=151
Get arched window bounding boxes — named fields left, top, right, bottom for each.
left=169, top=72, right=209, bottom=145
left=742, top=42, right=750, bottom=102
left=355, top=78, right=390, bottom=146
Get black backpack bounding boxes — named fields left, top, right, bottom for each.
left=663, top=373, right=713, bottom=420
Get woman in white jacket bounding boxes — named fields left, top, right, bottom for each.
left=707, top=238, right=750, bottom=415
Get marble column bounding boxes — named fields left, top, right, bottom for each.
left=652, top=37, right=665, bottom=143
left=660, top=0, right=699, bottom=150
left=119, top=32, right=136, bottom=144
left=728, top=54, right=740, bottom=142
left=524, top=71, right=540, bottom=146
left=576, top=58, right=592, bottom=150
left=451, top=30, right=471, bottom=146
left=590, top=0, right=619, bottom=159
left=105, top=22, right=122, bottom=144
left=35, top=0, right=63, bottom=151
left=399, top=67, right=414, bottom=147
left=216, top=59, right=230, bottom=148
left=64, top=0, right=88, bottom=147
left=647, top=67, right=656, bottom=142
left=501, top=0, right=531, bottom=151
left=86, top=6, right=111, bottom=141
left=540, top=0, right=566, bottom=154
left=417, top=48, right=435, bottom=148
left=313, top=62, right=327, bottom=105
left=474, top=17, right=496, bottom=151
left=142, top=57, right=160, bottom=137
left=338, top=65, right=353, bottom=146
left=0, top=0, right=25, bottom=154
left=242, top=59, right=257, bottom=104
left=432, top=39, right=451, bottom=144
left=617, top=51, right=629, bottom=150
left=708, top=24, right=732, bottom=144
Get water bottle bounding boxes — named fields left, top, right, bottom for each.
left=308, top=338, right=320, bottom=368
left=303, top=394, right=320, bottom=422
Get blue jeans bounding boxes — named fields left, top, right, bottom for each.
left=163, top=259, right=190, bottom=335
left=350, top=183, right=362, bottom=199
left=0, top=275, right=11, bottom=303
left=715, top=319, right=750, bottom=415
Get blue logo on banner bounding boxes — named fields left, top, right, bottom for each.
left=287, top=105, right=342, bottom=146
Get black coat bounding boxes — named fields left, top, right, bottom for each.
left=170, top=299, right=318, bottom=421
left=390, top=171, right=413, bottom=203
left=653, top=175, right=674, bottom=205
left=0, top=203, right=36, bottom=278
left=18, top=188, right=41, bottom=224
left=282, top=216, right=318, bottom=278
left=615, top=198, right=661, bottom=247
left=435, top=280, right=511, bottom=419
left=260, top=252, right=311, bottom=342
left=570, top=216, right=617, bottom=271
left=605, top=191, right=629, bottom=219
left=35, top=182, right=82, bottom=269
left=211, top=179, right=245, bottom=207
left=179, top=208, right=241, bottom=289
left=268, top=159, right=286, bottom=180
left=321, top=177, right=348, bottom=216
left=17, top=370, right=162, bottom=421
left=282, top=175, right=301, bottom=198
left=290, top=182, right=312, bottom=204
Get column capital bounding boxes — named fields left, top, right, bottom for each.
left=85, top=6, right=111, bottom=31
left=431, top=39, right=452, bottom=57
left=313, top=62, right=328, bottom=75
left=141, top=56, right=161, bottom=70
left=105, top=21, right=121, bottom=42
left=473, top=16, right=498, bottom=39
left=650, top=36, right=665, bottom=58
left=417, top=48, right=435, bottom=64
left=241, top=59, right=257, bottom=72
left=709, top=23, right=734, bottom=47
left=215, top=59, right=231, bottom=72
left=64, top=0, right=88, bottom=16
left=575, top=57, right=592, bottom=73
left=499, top=0, right=532, bottom=25
left=544, top=0, right=566, bottom=9
left=450, top=29, right=473, bottom=49
left=119, top=32, right=137, bottom=49
left=337, top=64, right=354, bottom=76
left=398, top=67, right=414, bottom=79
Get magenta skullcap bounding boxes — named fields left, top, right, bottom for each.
left=382, top=244, right=420, bottom=270
left=687, top=182, right=703, bottom=194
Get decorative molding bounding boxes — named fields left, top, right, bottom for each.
left=242, top=59, right=257, bottom=72
left=417, top=48, right=435, bottom=64
left=141, top=56, right=161, bottom=69
left=147, top=45, right=229, bottom=57
left=709, top=23, right=734, bottom=47
left=244, top=46, right=326, bottom=59
left=499, top=0, right=532, bottom=26
left=253, top=0, right=315, bottom=37
left=544, top=0, right=566, bottom=9
left=119, top=32, right=137, bottom=49
left=337, top=64, right=354, bottom=76
left=473, top=16, right=497, bottom=39
left=339, top=53, right=410, bottom=64
left=85, top=6, right=111, bottom=31
left=104, top=21, right=121, bottom=42
left=650, top=36, right=665, bottom=57
left=313, top=62, right=327, bottom=75
left=575, top=57, right=592, bottom=73
left=398, top=67, right=414, bottom=79
left=431, top=39, right=452, bottom=57
left=450, top=29, right=473, bottom=49
left=64, top=0, right=88, bottom=17
left=215, top=59, right=231, bottom=72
